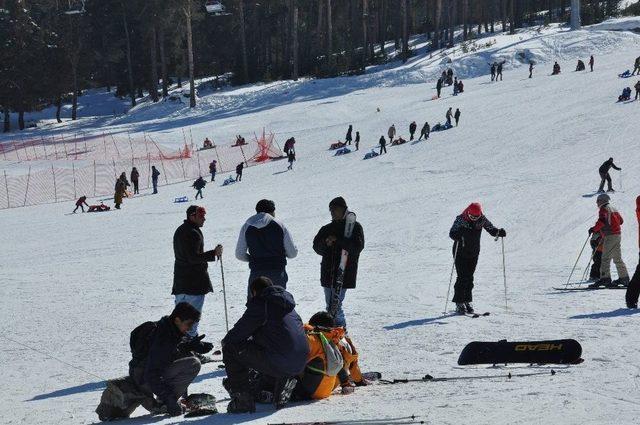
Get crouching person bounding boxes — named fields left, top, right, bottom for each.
left=222, top=277, right=309, bottom=413
left=294, top=311, right=368, bottom=401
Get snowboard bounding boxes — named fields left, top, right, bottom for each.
left=182, top=393, right=217, bottom=417
left=458, top=339, right=583, bottom=366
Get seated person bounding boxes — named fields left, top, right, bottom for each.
left=222, top=277, right=309, bottom=413
left=576, top=60, right=585, bottom=71
left=203, top=138, right=213, bottom=148
left=457, top=80, right=464, bottom=93
left=619, top=70, right=631, bottom=78
left=294, top=311, right=367, bottom=401
left=619, top=87, right=631, bottom=101
left=552, top=62, right=561, bottom=75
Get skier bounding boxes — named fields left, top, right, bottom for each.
left=222, top=276, right=309, bottom=413
left=489, top=62, right=497, bottom=81
left=379, top=136, right=387, bottom=154
left=345, top=125, right=353, bottom=145
left=287, top=149, right=296, bottom=170
left=172, top=205, right=223, bottom=338
left=576, top=59, right=585, bottom=72
left=192, top=176, right=206, bottom=199
left=129, top=302, right=209, bottom=417
left=236, top=162, right=244, bottom=182
left=354, top=131, right=360, bottom=151
left=209, top=160, right=217, bottom=182
left=409, top=121, right=417, bottom=141
left=598, top=157, right=621, bottom=193
left=635, top=81, right=640, bottom=100
left=151, top=166, right=160, bottom=194
left=418, top=121, right=430, bottom=141
left=131, top=167, right=140, bottom=195
left=312, top=197, right=365, bottom=329
left=235, top=199, right=298, bottom=297
left=552, top=62, right=561, bottom=75
left=529, top=61, right=534, bottom=78
left=496, top=60, right=505, bottom=81
left=446, top=107, right=453, bottom=127
left=588, top=194, right=629, bottom=288
left=449, top=203, right=506, bottom=314
left=436, top=78, right=443, bottom=98
left=589, top=55, right=594, bottom=72
left=454, top=108, right=461, bottom=127
left=73, top=195, right=89, bottom=213
left=626, top=196, right=640, bottom=308
left=387, top=124, right=396, bottom=142
left=632, top=56, right=640, bottom=76
left=114, top=176, right=126, bottom=209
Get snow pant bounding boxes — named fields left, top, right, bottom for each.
left=437, top=88, right=441, bottom=98
left=497, top=72, right=502, bottom=81
left=195, top=189, right=203, bottom=199
left=152, top=178, right=158, bottom=194
left=96, top=376, right=158, bottom=421
left=355, top=141, right=359, bottom=150
left=598, top=172, right=612, bottom=192
left=625, top=254, right=640, bottom=307
left=174, top=294, right=205, bottom=337
left=131, top=356, right=201, bottom=401
left=590, top=63, right=593, bottom=72
left=418, top=131, right=429, bottom=141
left=324, top=287, right=347, bottom=328
left=379, top=145, right=387, bottom=154
left=410, top=131, right=415, bottom=140
left=288, top=160, right=293, bottom=170
left=236, top=173, right=242, bottom=181
left=223, top=341, right=283, bottom=394
left=590, top=250, right=602, bottom=279
left=346, top=137, right=352, bottom=145
left=248, top=268, right=288, bottom=301
left=73, top=205, right=85, bottom=213
left=491, top=73, right=495, bottom=81
left=455, top=117, right=460, bottom=126
left=633, top=65, right=640, bottom=75
left=453, top=255, right=478, bottom=303
left=529, top=69, right=533, bottom=78
left=133, top=180, right=139, bottom=194
left=211, top=171, right=216, bottom=182
left=600, top=234, right=629, bottom=280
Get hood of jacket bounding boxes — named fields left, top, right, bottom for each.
left=258, top=285, right=296, bottom=314
left=245, top=212, right=275, bottom=230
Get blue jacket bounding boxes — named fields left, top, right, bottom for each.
left=222, top=286, right=309, bottom=376
left=235, top=213, right=298, bottom=270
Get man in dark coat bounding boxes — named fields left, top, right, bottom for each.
left=409, top=121, right=417, bottom=140
left=312, top=197, right=365, bottom=328
left=192, top=176, right=206, bottom=200
left=418, top=121, right=430, bottom=141
left=236, top=162, right=244, bottom=182
left=598, top=157, right=621, bottom=192
left=152, top=166, right=160, bottom=194
left=449, top=203, right=506, bottom=314
left=222, top=277, right=309, bottom=413
left=172, top=205, right=223, bottom=339
left=454, top=108, right=461, bottom=126
left=379, top=136, right=387, bottom=154
left=345, top=125, right=353, bottom=145
left=436, top=78, right=443, bottom=98
left=131, top=167, right=140, bottom=194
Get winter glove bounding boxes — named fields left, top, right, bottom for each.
left=497, top=229, right=507, bottom=238
left=588, top=227, right=594, bottom=235
left=180, top=334, right=214, bottom=354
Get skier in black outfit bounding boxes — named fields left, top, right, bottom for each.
left=489, top=62, right=497, bottom=81
left=409, top=121, right=417, bottom=140
left=193, top=176, right=206, bottom=199
left=598, top=157, right=621, bottom=192
left=379, top=136, right=387, bottom=154
left=151, top=166, right=160, bottom=194
left=312, top=197, right=365, bottom=329
left=449, top=203, right=506, bottom=314
left=529, top=61, right=534, bottom=78
left=454, top=108, right=461, bottom=126
left=236, top=163, right=244, bottom=182
left=436, top=78, right=443, bottom=98
left=589, top=231, right=603, bottom=281
left=418, top=121, right=430, bottom=141
left=345, top=125, right=353, bottom=145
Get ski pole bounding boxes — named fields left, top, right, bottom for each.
left=565, top=234, right=590, bottom=289
left=501, top=237, right=507, bottom=310
left=444, top=243, right=459, bottom=314
left=219, top=255, right=229, bottom=333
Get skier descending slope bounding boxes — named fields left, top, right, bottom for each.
left=449, top=203, right=506, bottom=315
left=598, top=157, right=621, bottom=192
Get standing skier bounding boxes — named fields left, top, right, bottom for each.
left=312, top=197, right=365, bottom=328
left=598, top=157, right=621, bottom=192
left=446, top=108, right=453, bottom=127
left=379, top=136, right=387, bottom=155
left=235, top=199, right=298, bottom=298
left=409, top=121, right=417, bottom=140
left=418, top=121, right=430, bottom=141
left=209, top=160, right=217, bottom=182
left=345, top=125, right=353, bottom=145
left=236, top=162, right=244, bottom=182
left=529, top=61, right=534, bottom=78
left=354, top=131, right=360, bottom=151
left=589, top=194, right=629, bottom=288
left=449, top=203, right=506, bottom=314
left=131, top=167, right=140, bottom=195
left=151, top=166, right=160, bottom=194
left=626, top=196, right=640, bottom=308
left=387, top=124, right=396, bottom=142
left=172, top=205, right=223, bottom=339
left=589, top=55, right=594, bottom=72
left=192, top=176, right=206, bottom=200
left=454, top=108, right=461, bottom=127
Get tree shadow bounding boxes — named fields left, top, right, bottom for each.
left=27, top=380, right=106, bottom=401
left=570, top=308, right=640, bottom=319
left=384, top=313, right=454, bottom=330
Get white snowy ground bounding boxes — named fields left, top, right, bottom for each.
left=2, top=20, right=640, bottom=425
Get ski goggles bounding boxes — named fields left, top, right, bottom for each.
left=467, top=213, right=481, bottom=221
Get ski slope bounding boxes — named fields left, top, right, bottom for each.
left=2, top=19, right=640, bottom=425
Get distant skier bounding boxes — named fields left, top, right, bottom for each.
left=529, top=61, right=534, bottom=78
left=151, top=166, right=160, bottom=194
left=588, top=194, right=629, bottom=288
left=409, top=121, right=417, bottom=140
left=193, top=176, right=206, bottom=200
left=454, top=108, right=461, bottom=126
left=446, top=107, right=453, bottom=127
left=283, top=137, right=296, bottom=154
left=625, top=196, right=640, bottom=308
left=236, top=162, right=244, bottom=182
left=131, top=167, right=140, bottom=195
left=575, top=60, right=585, bottom=72
left=496, top=60, right=505, bottom=81
left=73, top=196, right=89, bottom=213
left=418, top=121, right=430, bottom=141
left=489, top=62, right=496, bottom=81
left=598, top=157, right=621, bottom=192
left=632, top=56, right=640, bottom=76
left=345, top=125, right=353, bottom=145
left=635, top=81, right=640, bottom=100
left=436, top=78, right=443, bottom=98
left=287, top=149, right=296, bottom=170
left=379, top=136, right=387, bottom=154
left=552, top=62, right=561, bottom=75
left=354, top=131, right=360, bottom=150
left=388, top=124, right=396, bottom=142
left=449, top=203, right=506, bottom=314
left=589, top=55, right=594, bottom=72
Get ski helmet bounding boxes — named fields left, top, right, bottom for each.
left=596, top=193, right=610, bottom=207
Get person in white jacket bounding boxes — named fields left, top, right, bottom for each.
left=236, top=199, right=298, bottom=299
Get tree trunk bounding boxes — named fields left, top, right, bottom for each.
left=18, top=110, right=24, bottom=130
left=3, top=109, right=10, bottom=133
left=570, top=0, right=581, bottom=29
left=502, top=0, right=507, bottom=31
left=238, top=0, right=249, bottom=83
left=292, top=0, right=299, bottom=80
left=149, top=25, right=159, bottom=102
left=158, top=25, right=169, bottom=97
left=434, top=0, right=442, bottom=49
left=55, top=96, right=62, bottom=123
left=362, top=0, right=368, bottom=70
left=185, top=2, right=196, bottom=108
left=327, top=0, right=333, bottom=70
left=448, top=0, right=456, bottom=47
left=401, top=0, right=408, bottom=61
left=71, top=62, right=78, bottom=120
left=122, top=2, right=136, bottom=107
left=509, top=0, right=515, bottom=34
left=463, top=0, right=469, bottom=40
left=379, top=0, right=386, bottom=56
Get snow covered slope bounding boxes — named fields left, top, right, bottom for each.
left=2, top=19, right=640, bottom=425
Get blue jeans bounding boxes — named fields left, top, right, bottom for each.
left=248, top=268, right=288, bottom=300
left=324, top=287, right=347, bottom=328
left=174, top=294, right=206, bottom=337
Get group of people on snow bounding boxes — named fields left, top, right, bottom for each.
left=488, top=60, right=506, bottom=81
left=436, top=68, right=464, bottom=98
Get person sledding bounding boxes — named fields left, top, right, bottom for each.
left=588, top=194, right=629, bottom=288
left=449, top=203, right=506, bottom=314
left=618, top=87, right=632, bottom=102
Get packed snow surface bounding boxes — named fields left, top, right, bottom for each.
left=2, top=19, right=640, bottom=425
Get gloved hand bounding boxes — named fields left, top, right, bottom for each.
left=162, top=397, right=184, bottom=417
left=181, top=334, right=214, bottom=354
left=497, top=229, right=506, bottom=238
left=588, top=227, right=594, bottom=235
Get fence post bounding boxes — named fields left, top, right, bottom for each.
left=128, top=132, right=134, bottom=158
left=72, top=161, right=77, bottom=199
left=51, top=164, right=57, bottom=203
left=23, top=166, right=31, bottom=206
left=53, top=136, right=59, bottom=159
left=62, top=134, right=69, bottom=159
left=179, top=154, right=187, bottom=180
left=32, top=139, right=38, bottom=160
left=214, top=145, right=222, bottom=172
left=14, top=141, right=20, bottom=161
left=112, top=158, right=117, bottom=180
left=4, top=170, right=9, bottom=208
left=0, top=143, right=5, bottom=161
left=147, top=153, right=151, bottom=189
left=93, top=160, right=97, bottom=197
left=239, top=144, right=248, bottom=166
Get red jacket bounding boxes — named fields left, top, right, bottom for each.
left=592, top=204, right=623, bottom=235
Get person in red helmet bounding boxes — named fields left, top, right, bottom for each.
left=449, top=203, right=506, bottom=314
left=626, top=196, right=640, bottom=308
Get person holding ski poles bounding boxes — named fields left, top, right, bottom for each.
left=449, top=203, right=506, bottom=314
left=598, top=157, right=621, bottom=192
left=313, top=197, right=365, bottom=329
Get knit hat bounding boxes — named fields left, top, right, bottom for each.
left=596, top=193, right=610, bottom=207
left=329, top=196, right=348, bottom=210
left=464, top=202, right=483, bottom=220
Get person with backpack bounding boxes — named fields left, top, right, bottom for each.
left=598, top=157, right=621, bottom=192
left=129, top=302, right=210, bottom=417
left=379, top=136, right=387, bottom=155
left=354, top=131, right=360, bottom=151
left=152, top=166, right=160, bottom=194
left=312, top=197, right=365, bottom=329
left=172, top=205, right=223, bottom=339
left=73, top=196, right=89, bottom=213
left=222, top=276, right=309, bottom=413
left=236, top=162, right=244, bottom=182
left=454, top=108, right=461, bottom=127
left=209, top=160, right=217, bottom=182
left=345, top=125, right=353, bottom=145
left=131, top=167, right=140, bottom=195
left=418, top=121, right=430, bottom=141
left=192, top=176, right=206, bottom=200
left=626, top=196, right=640, bottom=308
left=287, top=149, right=296, bottom=170
left=589, top=194, right=629, bottom=288
left=235, top=199, right=298, bottom=298
left=409, top=121, right=417, bottom=141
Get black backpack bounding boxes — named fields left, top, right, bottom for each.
left=130, top=321, right=158, bottom=365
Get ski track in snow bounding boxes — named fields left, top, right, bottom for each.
left=2, top=18, right=640, bottom=425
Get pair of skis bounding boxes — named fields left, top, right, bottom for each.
left=329, top=211, right=357, bottom=318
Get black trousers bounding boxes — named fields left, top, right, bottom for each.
left=590, top=250, right=602, bottom=279
left=223, top=341, right=281, bottom=394
left=195, top=189, right=203, bottom=199
left=133, top=180, right=139, bottom=194
left=626, top=254, right=640, bottom=307
left=598, top=172, right=612, bottom=191
left=379, top=145, right=387, bottom=154
left=453, top=255, right=479, bottom=303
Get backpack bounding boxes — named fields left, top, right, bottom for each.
left=307, top=332, right=344, bottom=377
left=130, top=321, right=158, bottom=365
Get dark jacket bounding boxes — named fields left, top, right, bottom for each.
left=449, top=214, right=498, bottom=259
left=222, top=286, right=309, bottom=376
left=421, top=122, right=430, bottom=134
left=131, top=169, right=139, bottom=182
left=409, top=122, right=417, bottom=133
left=142, top=317, right=185, bottom=401
left=599, top=159, right=620, bottom=174
left=379, top=136, right=386, bottom=147
left=235, top=213, right=298, bottom=270
left=312, top=219, right=365, bottom=289
left=454, top=110, right=461, bottom=120
left=193, top=177, right=206, bottom=190
left=172, top=220, right=215, bottom=295
left=436, top=78, right=443, bottom=89
left=152, top=168, right=160, bottom=181
left=236, top=163, right=244, bottom=174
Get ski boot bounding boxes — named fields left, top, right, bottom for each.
left=455, top=303, right=466, bottom=315
left=227, top=392, right=256, bottom=414
left=273, top=377, right=297, bottom=410
left=588, top=277, right=611, bottom=289
left=465, top=303, right=474, bottom=314
left=610, top=277, right=630, bottom=287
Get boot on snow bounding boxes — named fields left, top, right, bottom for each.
left=465, top=303, right=474, bottom=314
left=589, top=277, right=611, bottom=288
left=227, top=392, right=255, bottom=414
left=610, top=277, right=630, bottom=287
left=455, top=303, right=466, bottom=314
